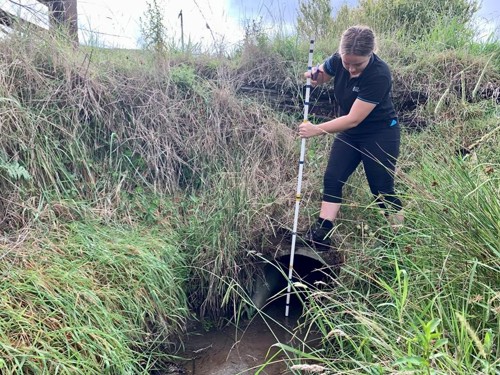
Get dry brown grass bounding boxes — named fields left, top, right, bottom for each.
left=0, top=30, right=306, bottom=236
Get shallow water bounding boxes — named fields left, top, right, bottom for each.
left=179, top=299, right=318, bottom=375
left=169, top=244, right=335, bottom=375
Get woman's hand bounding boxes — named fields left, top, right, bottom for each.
left=298, top=121, right=326, bottom=138
left=304, top=64, right=328, bottom=86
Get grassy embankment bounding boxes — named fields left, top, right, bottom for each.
left=0, top=1, right=499, bottom=373
left=1, top=26, right=299, bottom=373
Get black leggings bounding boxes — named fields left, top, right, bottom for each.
left=323, top=126, right=402, bottom=212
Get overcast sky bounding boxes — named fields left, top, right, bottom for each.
left=1, top=0, right=498, bottom=49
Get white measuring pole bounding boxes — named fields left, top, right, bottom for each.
left=285, top=38, right=315, bottom=317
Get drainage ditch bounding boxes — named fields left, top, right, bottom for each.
left=174, top=247, right=340, bottom=375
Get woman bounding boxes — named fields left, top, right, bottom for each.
left=299, top=25, right=403, bottom=250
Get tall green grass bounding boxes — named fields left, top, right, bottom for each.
left=263, top=109, right=499, bottom=373
left=286, top=254, right=498, bottom=374
left=0, top=222, right=188, bottom=374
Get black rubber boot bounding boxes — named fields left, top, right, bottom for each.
left=303, top=222, right=332, bottom=251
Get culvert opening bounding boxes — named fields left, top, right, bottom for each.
left=251, top=250, right=336, bottom=315
left=174, top=251, right=340, bottom=375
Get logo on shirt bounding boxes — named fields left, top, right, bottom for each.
left=352, top=86, right=360, bottom=92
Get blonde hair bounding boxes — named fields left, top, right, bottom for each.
left=340, top=25, right=376, bottom=57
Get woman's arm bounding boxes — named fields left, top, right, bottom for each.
left=298, top=99, right=376, bottom=138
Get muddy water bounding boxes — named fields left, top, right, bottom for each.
left=180, top=299, right=319, bottom=375
left=172, top=244, right=336, bottom=375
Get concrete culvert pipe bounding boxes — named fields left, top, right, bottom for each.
left=251, top=248, right=339, bottom=311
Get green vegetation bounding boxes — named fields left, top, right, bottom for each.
left=0, top=223, right=188, bottom=374
left=0, top=0, right=498, bottom=373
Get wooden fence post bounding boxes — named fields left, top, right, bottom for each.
left=40, top=0, right=78, bottom=44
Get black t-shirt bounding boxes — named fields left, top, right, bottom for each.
left=323, top=52, right=397, bottom=135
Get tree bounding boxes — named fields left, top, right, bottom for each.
left=40, top=0, right=79, bottom=44
left=296, top=0, right=335, bottom=39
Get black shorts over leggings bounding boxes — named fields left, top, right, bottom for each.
left=323, top=126, right=402, bottom=212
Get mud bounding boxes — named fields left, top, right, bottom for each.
left=179, top=299, right=320, bottom=375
